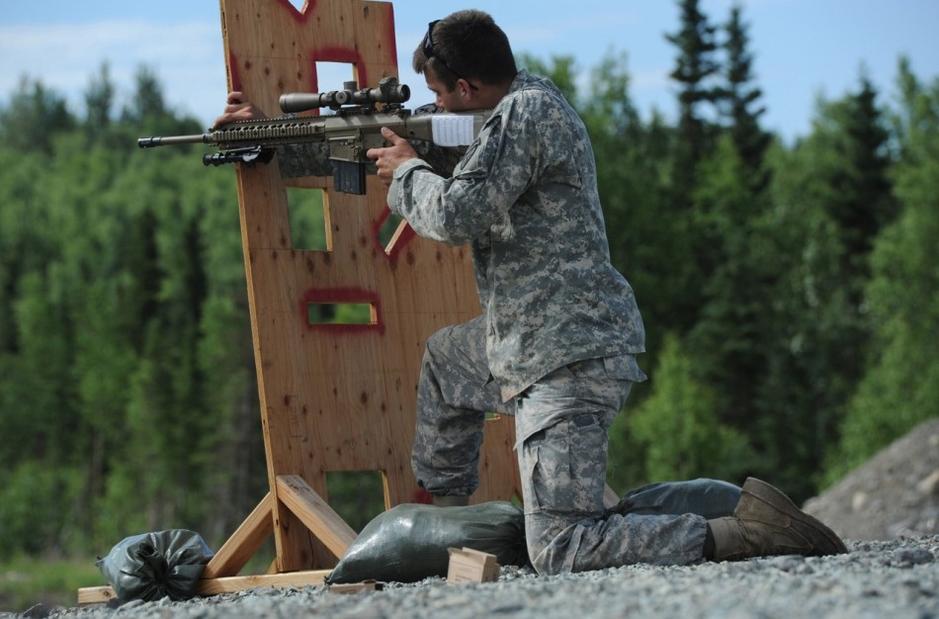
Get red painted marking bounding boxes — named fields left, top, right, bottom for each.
left=301, top=287, right=384, bottom=335
left=371, top=205, right=417, bottom=262
left=388, top=225, right=417, bottom=261
left=412, top=487, right=433, bottom=504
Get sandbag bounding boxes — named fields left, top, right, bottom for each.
left=96, top=529, right=214, bottom=602
left=327, top=501, right=527, bottom=584
left=610, top=478, right=742, bottom=520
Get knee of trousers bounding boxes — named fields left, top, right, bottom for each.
left=524, top=512, right=587, bottom=576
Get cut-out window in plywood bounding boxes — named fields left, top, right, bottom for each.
left=314, top=62, right=357, bottom=99
left=326, top=470, right=386, bottom=532
left=301, top=288, right=383, bottom=334
left=287, top=187, right=329, bottom=251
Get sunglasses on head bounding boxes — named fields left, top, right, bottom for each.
left=422, top=20, right=479, bottom=91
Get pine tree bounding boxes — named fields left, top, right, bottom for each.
left=84, top=62, right=115, bottom=131
left=720, top=4, right=771, bottom=193
left=666, top=0, right=721, bottom=204
left=829, top=73, right=896, bottom=273
left=827, top=59, right=939, bottom=482
left=0, top=77, right=76, bottom=153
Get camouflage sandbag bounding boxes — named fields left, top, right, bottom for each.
left=326, top=501, right=527, bottom=584
left=96, top=529, right=214, bottom=602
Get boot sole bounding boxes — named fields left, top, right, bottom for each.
left=740, top=477, right=848, bottom=555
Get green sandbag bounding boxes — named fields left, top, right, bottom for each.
left=326, top=501, right=527, bottom=584
left=96, top=529, right=214, bottom=602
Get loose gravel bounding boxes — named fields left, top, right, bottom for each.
left=18, top=536, right=938, bottom=619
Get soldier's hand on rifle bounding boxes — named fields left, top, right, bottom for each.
left=367, top=127, right=418, bottom=186
left=213, top=92, right=267, bottom=129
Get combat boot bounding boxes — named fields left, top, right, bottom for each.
left=707, top=477, right=847, bottom=561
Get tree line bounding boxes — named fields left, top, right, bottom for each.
left=1, top=0, right=937, bottom=559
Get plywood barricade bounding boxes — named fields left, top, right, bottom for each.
left=204, top=0, right=521, bottom=586
left=78, top=0, right=522, bottom=603
left=75, top=0, right=634, bottom=604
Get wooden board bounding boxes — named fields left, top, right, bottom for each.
left=78, top=570, right=332, bottom=605
left=276, top=474, right=357, bottom=558
left=202, top=492, right=274, bottom=579
left=219, top=0, right=522, bottom=571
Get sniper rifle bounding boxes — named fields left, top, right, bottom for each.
left=137, top=77, right=489, bottom=195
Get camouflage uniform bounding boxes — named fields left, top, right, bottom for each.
left=387, top=70, right=717, bottom=574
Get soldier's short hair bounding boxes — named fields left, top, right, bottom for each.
left=412, top=10, right=517, bottom=91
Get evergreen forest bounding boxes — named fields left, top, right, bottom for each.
left=1, top=1, right=938, bottom=577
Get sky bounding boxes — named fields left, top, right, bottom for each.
left=1, top=1, right=937, bottom=143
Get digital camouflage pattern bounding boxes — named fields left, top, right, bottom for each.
left=410, top=316, right=711, bottom=574
left=411, top=317, right=509, bottom=498
left=280, top=70, right=709, bottom=574
left=388, top=70, right=646, bottom=400
left=517, top=361, right=707, bottom=574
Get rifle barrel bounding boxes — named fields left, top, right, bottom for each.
left=138, top=134, right=210, bottom=148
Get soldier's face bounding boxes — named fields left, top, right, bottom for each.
left=424, top=67, right=470, bottom=112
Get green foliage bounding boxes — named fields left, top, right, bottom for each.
left=0, top=69, right=263, bottom=560
left=719, top=5, right=771, bottom=192
left=0, top=76, right=76, bottom=154
left=826, top=62, right=939, bottom=482
left=629, top=334, right=756, bottom=483
left=666, top=0, right=721, bottom=204
left=0, top=5, right=936, bottom=589
left=0, top=463, right=82, bottom=558
left=0, top=555, right=102, bottom=612
left=84, top=63, right=115, bottom=130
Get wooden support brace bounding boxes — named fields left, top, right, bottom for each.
left=202, top=492, right=274, bottom=579
left=77, top=570, right=332, bottom=605
left=275, top=474, right=357, bottom=559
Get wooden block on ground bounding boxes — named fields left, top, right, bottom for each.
left=77, top=586, right=117, bottom=606
left=328, top=580, right=384, bottom=594
left=446, top=547, right=500, bottom=584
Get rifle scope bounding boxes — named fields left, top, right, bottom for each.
left=279, top=77, right=410, bottom=113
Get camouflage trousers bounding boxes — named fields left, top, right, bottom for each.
left=412, top=317, right=716, bottom=575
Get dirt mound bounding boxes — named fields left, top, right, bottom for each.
left=804, top=417, right=939, bottom=540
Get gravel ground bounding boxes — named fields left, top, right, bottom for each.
left=16, top=536, right=938, bottom=619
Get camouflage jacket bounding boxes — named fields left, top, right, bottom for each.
left=387, top=70, right=646, bottom=401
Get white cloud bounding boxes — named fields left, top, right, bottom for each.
left=0, top=20, right=226, bottom=125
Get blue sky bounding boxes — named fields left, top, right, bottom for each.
left=2, top=1, right=937, bottom=142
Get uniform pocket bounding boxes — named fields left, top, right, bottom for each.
left=521, top=417, right=607, bottom=516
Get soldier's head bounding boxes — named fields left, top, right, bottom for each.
left=412, top=10, right=517, bottom=111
